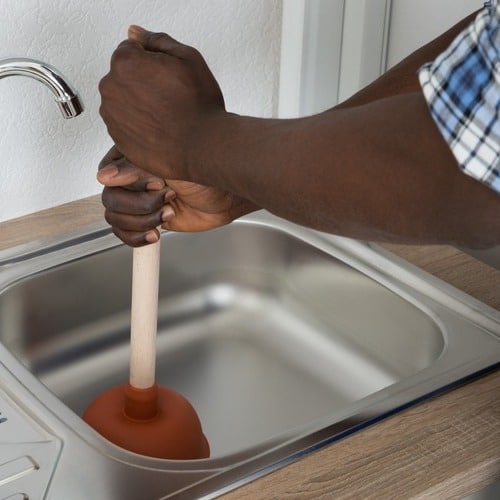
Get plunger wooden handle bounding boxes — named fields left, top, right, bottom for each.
left=129, top=238, right=161, bottom=389
left=83, top=231, right=211, bottom=459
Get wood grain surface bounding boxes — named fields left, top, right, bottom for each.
left=0, top=196, right=104, bottom=251
left=1, top=196, right=499, bottom=499
left=223, top=371, right=500, bottom=499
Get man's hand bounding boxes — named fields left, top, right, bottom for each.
left=99, top=25, right=225, bottom=181
left=97, top=147, right=258, bottom=247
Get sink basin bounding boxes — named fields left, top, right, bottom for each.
left=0, top=211, right=499, bottom=499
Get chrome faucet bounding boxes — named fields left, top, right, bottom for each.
left=0, top=58, right=83, bottom=118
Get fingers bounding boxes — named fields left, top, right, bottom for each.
left=98, top=145, right=123, bottom=168
left=106, top=204, right=175, bottom=247
left=102, top=186, right=175, bottom=247
left=110, top=226, right=161, bottom=247
left=127, top=25, right=191, bottom=58
left=109, top=26, right=195, bottom=63
left=105, top=208, right=164, bottom=247
left=97, top=147, right=165, bottom=191
left=101, top=185, right=167, bottom=216
left=97, top=147, right=173, bottom=246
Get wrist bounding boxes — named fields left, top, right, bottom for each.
left=185, top=110, right=238, bottom=186
left=186, top=109, right=294, bottom=211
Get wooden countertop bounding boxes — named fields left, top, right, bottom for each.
left=1, top=196, right=499, bottom=498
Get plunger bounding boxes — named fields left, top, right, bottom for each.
left=83, top=236, right=210, bottom=459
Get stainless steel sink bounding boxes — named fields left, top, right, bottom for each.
left=0, top=211, right=499, bottom=499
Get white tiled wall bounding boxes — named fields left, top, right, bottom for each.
left=0, top=0, right=282, bottom=222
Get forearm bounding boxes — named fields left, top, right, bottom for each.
left=336, top=11, right=478, bottom=109
left=191, top=93, right=500, bottom=248
left=220, top=11, right=483, bottom=224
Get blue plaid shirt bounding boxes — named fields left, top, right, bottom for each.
left=419, top=1, right=500, bottom=193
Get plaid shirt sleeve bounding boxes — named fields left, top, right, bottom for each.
left=418, top=1, right=500, bottom=193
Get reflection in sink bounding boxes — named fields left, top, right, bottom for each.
left=0, top=212, right=499, bottom=499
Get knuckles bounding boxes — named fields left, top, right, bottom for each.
left=103, top=43, right=144, bottom=90
left=98, top=37, right=202, bottom=105
left=98, top=76, right=112, bottom=99
left=110, top=42, right=140, bottom=70
left=141, top=192, right=165, bottom=214
left=104, top=208, right=160, bottom=233
left=176, top=44, right=201, bottom=61
left=102, top=186, right=165, bottom=215
left=111, top=227, right=141, bottom=247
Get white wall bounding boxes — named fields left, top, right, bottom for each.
left=386, top=0, right=481, bottom=67
left=0, top=0, right=282, bottom=222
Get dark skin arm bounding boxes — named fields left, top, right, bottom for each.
left=98, top=12, right=499, bottom=248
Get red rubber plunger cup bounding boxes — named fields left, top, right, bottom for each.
left=83, top=236, right=209, bottom=459
left=83, top=383, right=209, bottom=459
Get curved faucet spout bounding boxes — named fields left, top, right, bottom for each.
left=0, top=58, right=83, bottom=118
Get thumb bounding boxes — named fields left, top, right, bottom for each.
left=128, top=25, right=185, bottom=56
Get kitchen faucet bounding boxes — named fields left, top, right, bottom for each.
left=0, top=58, right=83, bottom=118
